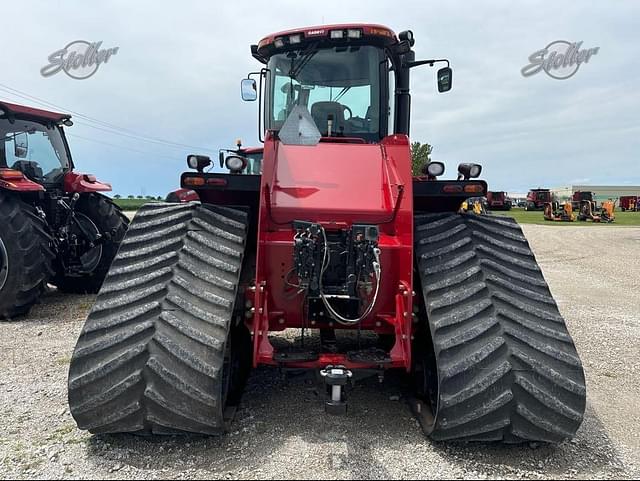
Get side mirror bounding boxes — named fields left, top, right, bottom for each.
left=14, top=132, right=28, bottom=158
left=187, top=154, right=211, bottom=173
left=437, top=67, right=453, bottom=93
left=241, top=78, right=257, bottom=101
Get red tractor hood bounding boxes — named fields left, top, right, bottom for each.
left=268, top=141, right=403, bottom=224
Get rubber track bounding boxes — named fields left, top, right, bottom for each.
left=414, top=213, right=586, bottom=443
left=68, top=202, right=247, bottom=435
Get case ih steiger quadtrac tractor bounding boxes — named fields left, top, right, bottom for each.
left=68, top=24, right=586, bottom=443
left=0, top=101, right=128, bottom=319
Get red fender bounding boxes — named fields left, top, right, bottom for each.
left=64, top=172, right=112, bottom=193
left=0, top=168, right=45, bottom=192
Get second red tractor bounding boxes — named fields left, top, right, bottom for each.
left=0, top=101, right=128, bottom=319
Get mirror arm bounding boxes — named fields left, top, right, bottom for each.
left=403, top=58, right=450, bottom=69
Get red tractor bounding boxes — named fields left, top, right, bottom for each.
left=68, top=24, right=585, bottom=444
left=486, top=191, right=512, bottom=211
left=619, top=195, right=639, bottom=211
left=165, top=144, right=263, bottom=202
left=0, top=101, right=128, bottom=319
left=525, top=188, right=555, bottom=211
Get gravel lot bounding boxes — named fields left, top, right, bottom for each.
left=1, top=224, right=639, bottom=480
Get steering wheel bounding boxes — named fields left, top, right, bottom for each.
left=342, top=105, right=353, bottom=121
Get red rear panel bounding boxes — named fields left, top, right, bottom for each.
left=249, top=133, right=414, bottom=370
left=269, top=143, right=392, bottom=224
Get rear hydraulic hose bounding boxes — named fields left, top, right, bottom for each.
left=318, top=226, right=381, bottom=325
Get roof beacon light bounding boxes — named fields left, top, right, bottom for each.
left=330, top=30, right=344, bottom=39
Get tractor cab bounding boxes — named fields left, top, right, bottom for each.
left=242, top=24, right=451, bottom=142
left=0, top=101, right=112, bottom=194
left=0, top=102, right=73, bottom=187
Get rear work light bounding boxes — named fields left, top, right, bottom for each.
left=330, top=30, right=344, bottom=39
left=347, top=29, right=362, bottom=39
left=289, top=34, right=302, bottom=44
left=274, top=37, right=285, bottom=48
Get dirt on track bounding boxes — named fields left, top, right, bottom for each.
left=0, top=224, right=639, bottom=480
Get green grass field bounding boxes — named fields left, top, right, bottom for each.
left=112, top=199, right=640, bottom=226
left=113, top=198, right=161, bottom=210
left=498, top=208, right=640, bottom=226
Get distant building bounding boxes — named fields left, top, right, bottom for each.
left=508, top=192, right=528, bottom=199
left=551, top=185, right=640, bottom=202
left=507, top=192, right=528, bottom=204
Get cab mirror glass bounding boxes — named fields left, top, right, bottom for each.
left=241, top=78, right=257, bottom=101
left=437, top=67, right=452, bottom=93
left=14, top=132, right=28, bottom=158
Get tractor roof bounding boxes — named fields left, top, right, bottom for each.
left=0, top=100, right=71, bottom=122
left=255, top=24, right=398, bottom=61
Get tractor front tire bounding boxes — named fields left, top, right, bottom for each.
left=413, top=213, right=586, bottom=443
left=0, top=192, right=54, bottom=320
left=68, top=202, right=251, bottom=435
left=53, top=194, right=129, bottom=294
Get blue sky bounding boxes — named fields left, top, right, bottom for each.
left=1, top=1, right=638, bottom=196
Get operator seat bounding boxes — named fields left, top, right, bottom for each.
left=11, top=160, right=43, bottom=181
left=311, top=101, right=346, bottom=135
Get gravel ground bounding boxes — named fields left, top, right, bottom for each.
left=1, top=224, right=639, bottom=480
